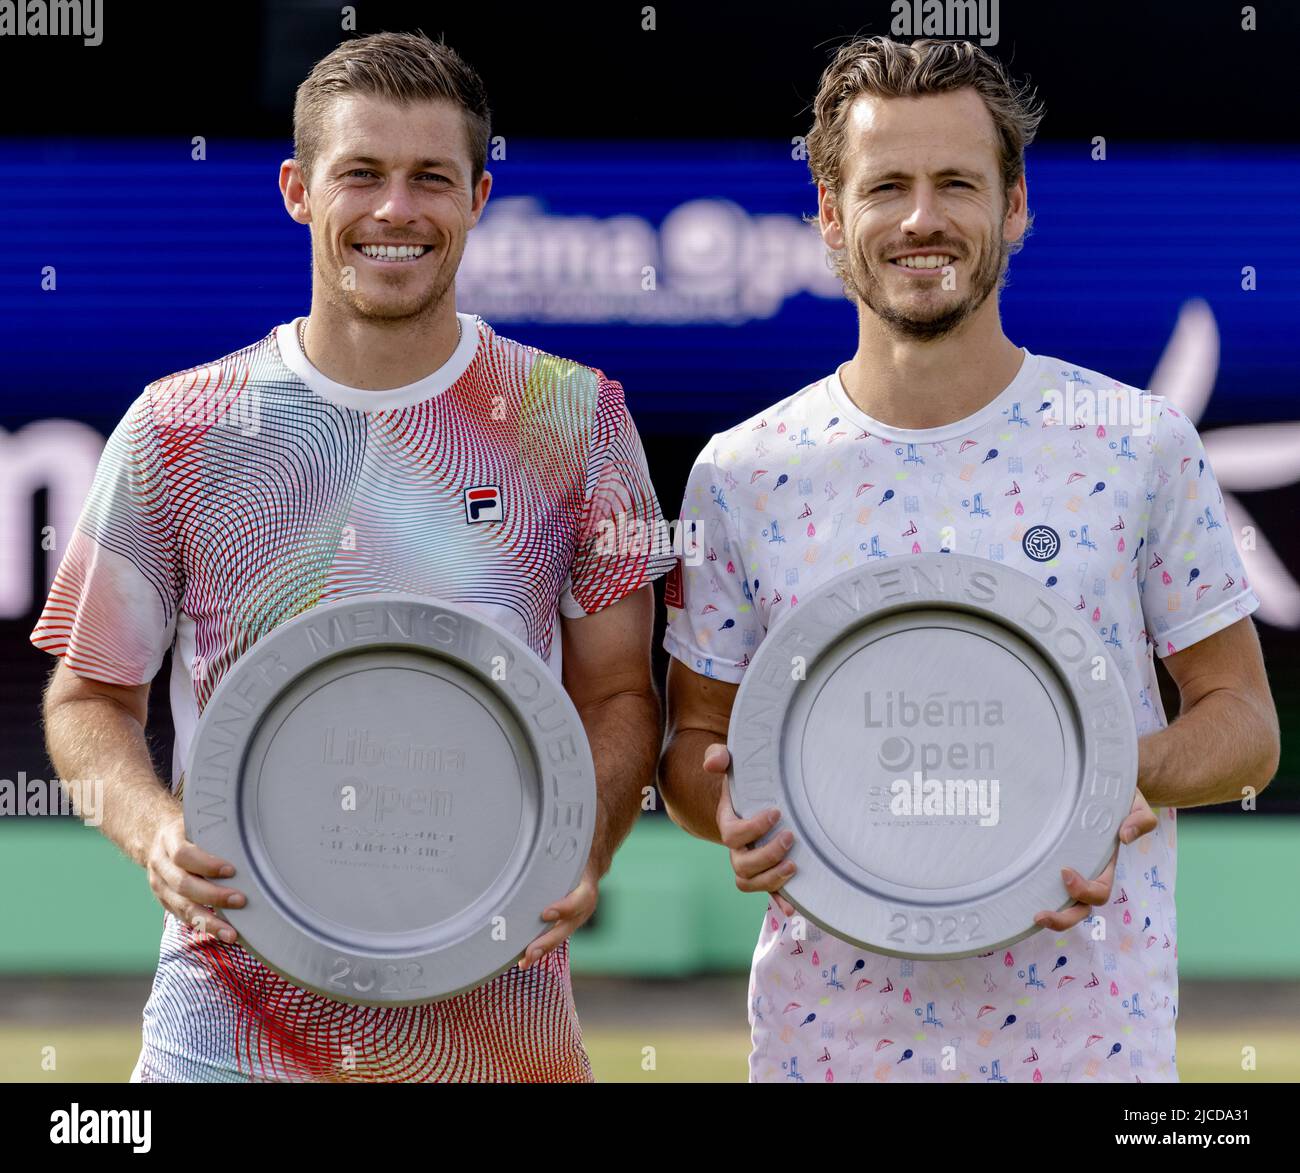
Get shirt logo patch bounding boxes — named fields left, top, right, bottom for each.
left=1022, top=524, right=1060, bottom=562
left=464, top=485, right=503, bottom=523
left=664, top=560, right=684, bottom=609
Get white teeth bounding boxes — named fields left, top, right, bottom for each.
left=893, top=254, right=954, bottom=269
left=358, top=244, right=428, bottom=260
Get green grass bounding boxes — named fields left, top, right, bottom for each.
left=1, top=1026, right=1296, bottom=1082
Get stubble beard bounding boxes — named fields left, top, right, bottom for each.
left=315, top=232, right=463, bottom=324
left=840, top=223, right=1010, bottom=342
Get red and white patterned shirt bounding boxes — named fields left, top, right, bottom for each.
left=31, top=312, right=676, bottom=1082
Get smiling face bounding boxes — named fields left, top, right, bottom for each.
left=820, top=88, right=1026, bottom=341
left=298, top=93, right=490, bottom=323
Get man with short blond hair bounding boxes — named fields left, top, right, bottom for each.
left=34, top=31, right=676, bottom=1083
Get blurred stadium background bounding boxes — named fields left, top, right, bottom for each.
left=1, top=0, right=1297, bottom=1081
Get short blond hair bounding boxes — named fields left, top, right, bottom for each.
left=293, top=30, right=491, bottom=188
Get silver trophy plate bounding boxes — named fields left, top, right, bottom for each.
left=728, top=553, right=1137, bottom=960
left=182, top=593, right=595, bottom=1005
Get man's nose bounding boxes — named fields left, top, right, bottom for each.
left=899, top=185, right=946, bottom=237
left=372, top=180, right=419, bottom=223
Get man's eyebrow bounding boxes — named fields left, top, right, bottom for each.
left=859, top=167, right=986, bottom=184
left=336, top=155, right=460, bottom=171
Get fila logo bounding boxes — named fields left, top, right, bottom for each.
left=464, top=485, right=504, bottom=523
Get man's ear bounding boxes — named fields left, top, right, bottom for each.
left=1003, top=173, right=1028, bottom=245
left=467, top=169, right=493, bottom=229
left=819, top=184, right=845, bottom=251
left=280, top=159, right=312, bottom=226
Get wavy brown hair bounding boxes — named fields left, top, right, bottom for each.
left=807, top=37, right=1044, bottom=256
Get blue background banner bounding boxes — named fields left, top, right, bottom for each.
left=2, top=140, right=1295, bottom=433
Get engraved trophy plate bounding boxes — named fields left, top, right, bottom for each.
left=183, top=593, right=594, bottom=1005
left=728, top=553, right=1138, bottom=960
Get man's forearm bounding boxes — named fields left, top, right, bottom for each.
left=1139, top=688, right=1280, bottom=808
left=578, top=688, right=662, bottom=878
left=43, top=699, right=177, bottom=866
left=658, top=728, right=727, bottom=844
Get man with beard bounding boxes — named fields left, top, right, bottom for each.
left=33, top=31, right=676, bottom=1082
left=659, top=37, right=1277, bottom=1083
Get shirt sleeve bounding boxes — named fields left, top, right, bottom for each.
left=661, top=435, right=763, bottom=682
left=1139, top=395, right=1261, bottom=657
left=557, top=373, right=677, bottom=618
left=29, top=388, right=183, bottom=685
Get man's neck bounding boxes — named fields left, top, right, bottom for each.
left=300, top=296, right=462, bottom=391
left=839, top=305, right=1024, bottom=431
